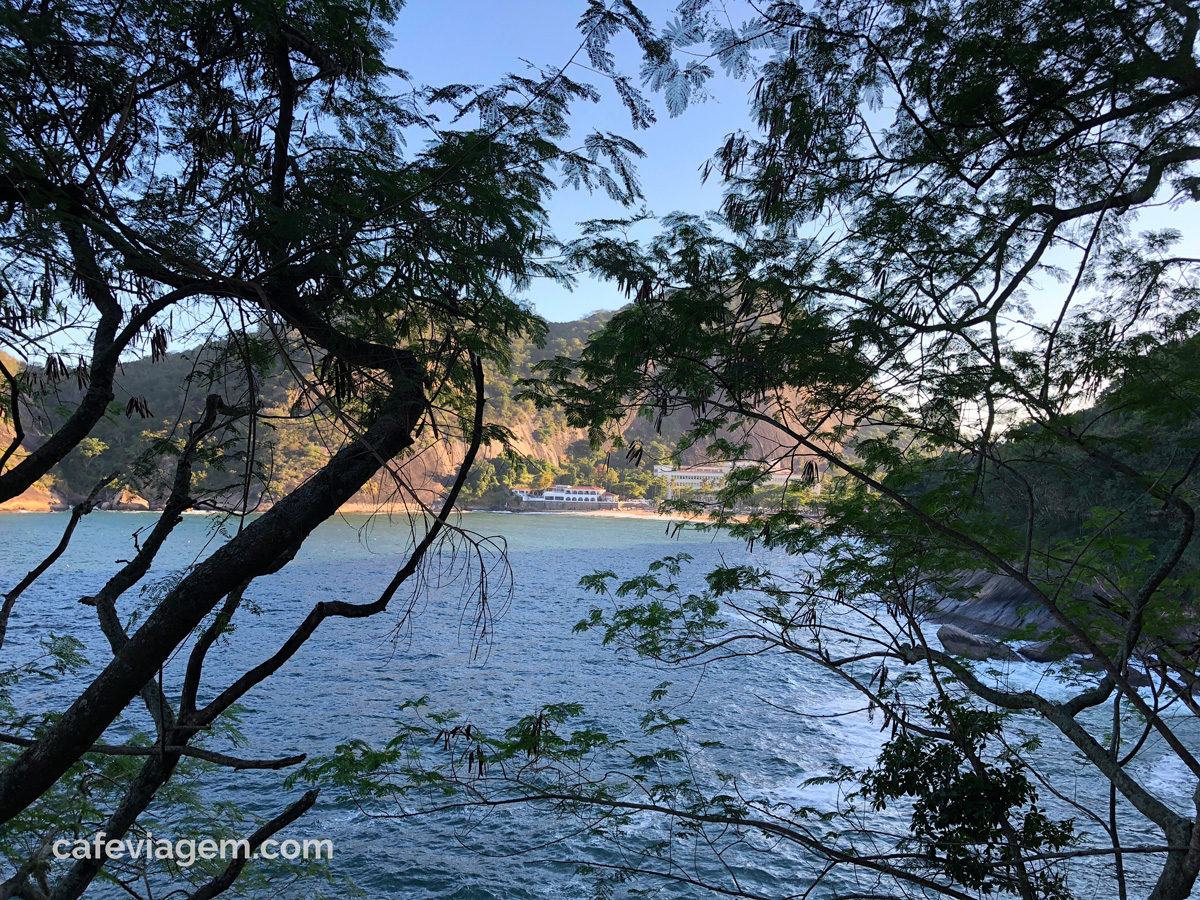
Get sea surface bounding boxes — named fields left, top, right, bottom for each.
left=0, top=512, right=1195, bottom=899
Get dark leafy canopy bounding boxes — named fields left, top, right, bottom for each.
left=860, top=697, right=1075, bottom=899
left=516, top=1, right=1200, bottom=899
left=0, top=0, right=650, bottom=898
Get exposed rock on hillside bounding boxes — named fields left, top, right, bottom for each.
left=100, top=490, right=150, bottom=511
left=0, top=481, right=67, bottom=512
left=0, top=420, right=69, bottom=511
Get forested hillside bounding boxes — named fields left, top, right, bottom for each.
left=1, top=316, right=682, bottom=509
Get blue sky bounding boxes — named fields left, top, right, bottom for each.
left=386, top=1, right=1199, bottom=326
left=388, top=1, right=755, bottom=322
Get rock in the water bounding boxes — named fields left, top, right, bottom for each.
left=1019, top=638, right=1074, bottom=662
left=937, top=625, right=1020, bottom=661
left=931, top=572, right=1058, bottom=637
left=1079, top=657, right=1153, bottom=688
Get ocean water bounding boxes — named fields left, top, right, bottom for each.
left=0, top=512, right=1195, bottom=898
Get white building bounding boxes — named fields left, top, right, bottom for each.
left=541, top=484, right=606, bottom=502
left=653, top=464, right=731, bottom=499
left=512, top=485, right=619, bottom=504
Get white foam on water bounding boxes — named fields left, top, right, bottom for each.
left=1145, top=753, right=1199, bottom=803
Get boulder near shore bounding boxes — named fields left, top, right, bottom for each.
left=936, top=624, right=1021, bottom=661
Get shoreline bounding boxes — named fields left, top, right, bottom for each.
left=0, top=502, right=703, bottom=522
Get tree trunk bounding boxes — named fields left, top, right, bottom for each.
left=0, top=374, right=423, bottom=824
left=1148, top=820, right=1198, bottom=900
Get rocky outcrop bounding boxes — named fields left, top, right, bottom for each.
left=931, top=572, right=1197, bottom=690
left=937, top=624, right=1021, bottom=661
left=1078, top=656, right=1154, bottom=688
left=1017, top=637, right=1077, bottom=662
left=0, top=481, right=69, bottom=512
left=930, top=571, right=1058, bottom=637
left=100, top=490, right=150, bottom=511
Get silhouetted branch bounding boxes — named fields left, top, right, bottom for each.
left=0, top=734, right=303, bottom=771
left=190, top=353, right=488, bottom=728
left=0, top=357, right=22, bottom=474
left=186, top=790, right=319, bottom=900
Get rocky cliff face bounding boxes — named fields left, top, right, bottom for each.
left=335, top=419, right=590, bottom=511
left=0, top=480, right=65, bottom=512
left=495, top=416, right=585, bottom=464
left=0, top=422, right=68, bottom=511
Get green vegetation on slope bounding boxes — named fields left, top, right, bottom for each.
left=2, top=316, right=677, bottom=508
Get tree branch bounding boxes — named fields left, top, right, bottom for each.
left=0, top=473, right=116, bottom=651
left=190, top=352, right=487, bottom=727
left=0, top=734, right=303, bottom=771
left=185, top=790, right=319, bottom=900
left=0, top=352, right=425, bottom=824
